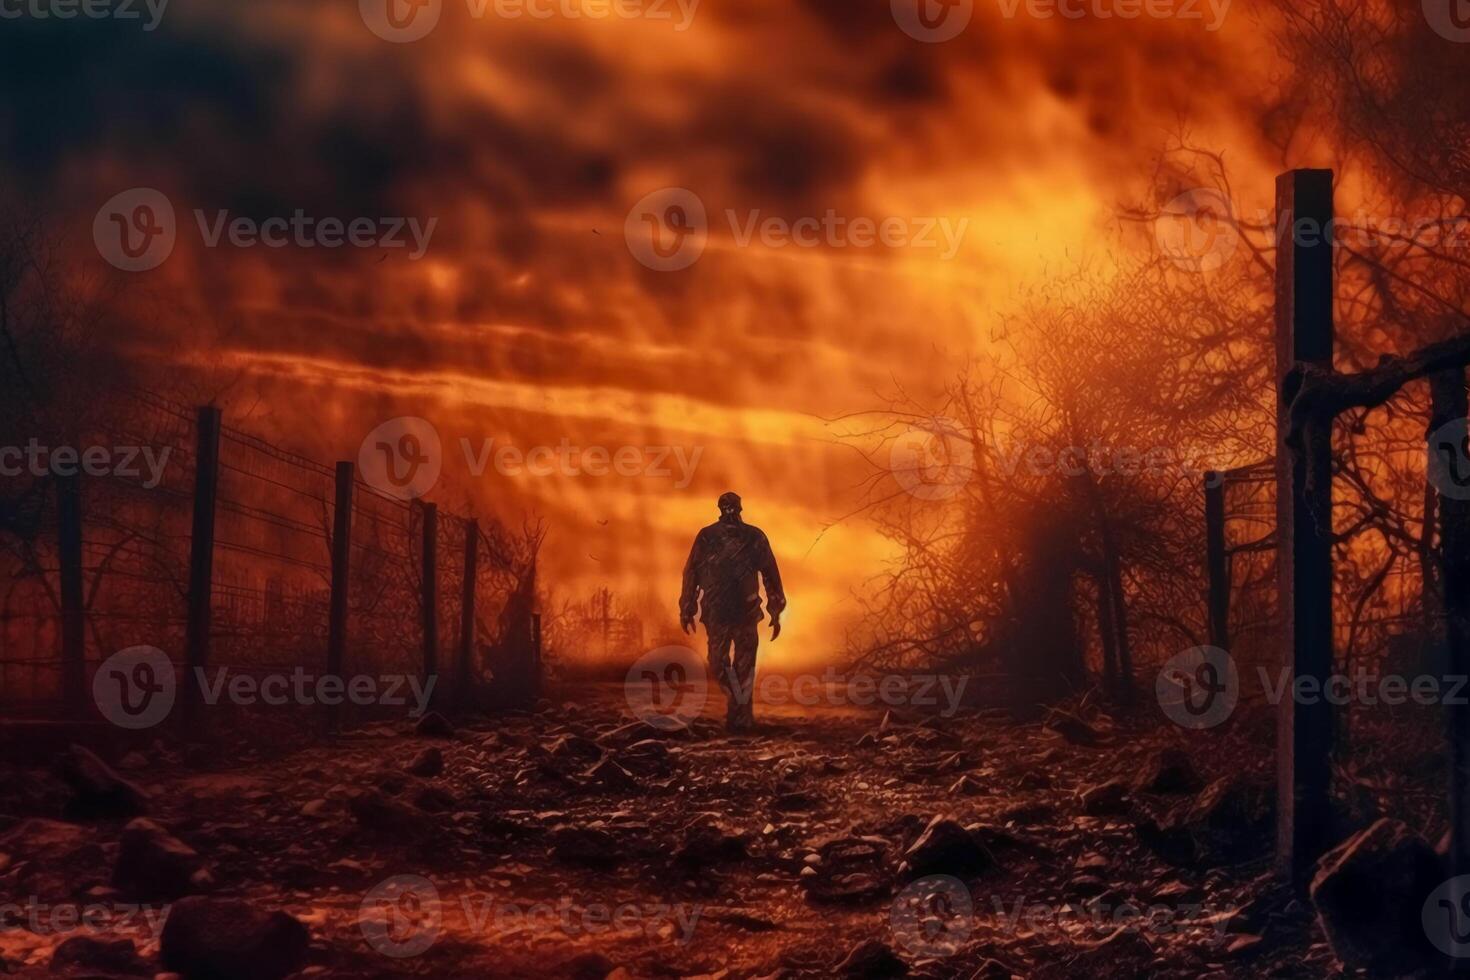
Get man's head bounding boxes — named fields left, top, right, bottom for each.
left=717, top=491, right=742, bottom=522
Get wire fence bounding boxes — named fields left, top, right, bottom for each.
left=0, top=390, right=538, bottom=731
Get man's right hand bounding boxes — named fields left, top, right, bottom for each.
left=681, top=616, right=695, bottom=635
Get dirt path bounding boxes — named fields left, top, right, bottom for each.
left=2, top=683, right=1333, bottom=979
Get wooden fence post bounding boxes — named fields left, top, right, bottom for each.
left=1274, top=169, right=1336, bottom=879
left=56, top=472, right=85, bottom=717
left=183, top=406, right=222, bottom=732
left=420, top=502, right=438, bottom=710
left=326, top=462, right=354, bottom=733
left=1205, top=472, right=1230, bottom=652
left=1431, top=370, right=1470, bottom=891
left=458, top=518, right=477, bottom=709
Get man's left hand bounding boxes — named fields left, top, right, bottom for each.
left=770, top=618, right=782, bottom=641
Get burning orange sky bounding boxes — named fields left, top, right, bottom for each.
left=4, top=0, right=1317, bottom=665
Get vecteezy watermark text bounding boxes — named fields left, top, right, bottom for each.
left=0, top=898, right=169, bottom=939
left=92, top=646, right=437, bottom=729
left=358, top=875, right=702, bottom=958
left=625, top=188, right=970, bottom=271
left=0, top=0, right=167, bottom=30
left=93, top=188, right=437, bottom=273
left=358, top=417, right=703, bottom=501
left=0, top=441, right=171, bottom=488
left=359, top=0, right=699, bottom=43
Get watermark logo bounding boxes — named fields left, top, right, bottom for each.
left=625, top=645, right=708, bottom=731
left=1429, top=418, right=1470, bottom=501
left=625, top=188, right=708, bottom=272
left=1156, top=645, right=1238, bottom=729
left=892, top=0, right=973, bottom=42
left=0, top=440, right=172, bottom=488
left=1425, top=0, right=1470, bottom=42
left=93, top=646, right=176, bottom=730
left=359, top=417, right=443, bottom=501
left=1156, top=187, right=1238, bottom=273
left=360, top=0, right=442, bottom=41
left=890, top=416, right=975, bottom=500
left=891, top=875, right=974, bottom=956
left=1425, top=875, right=1470, bottom=957
left=360, top=875, right=442, bottom=958
left=94, top=189, right=176, bottom=273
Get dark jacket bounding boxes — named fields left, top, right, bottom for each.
left=679, top=519, right=786, bottom=626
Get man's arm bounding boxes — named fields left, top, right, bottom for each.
left=757, top=531, right=785, bottom=639
left=678, top=532, right=703, bottom=633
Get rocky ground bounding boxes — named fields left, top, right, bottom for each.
left=0, top=682, right=1453, bottom=979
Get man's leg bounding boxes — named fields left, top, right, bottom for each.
left=730, top=623, right=760, bottom=729
left=705, top=625, right=737, bottom=725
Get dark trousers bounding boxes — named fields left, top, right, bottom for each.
left=706, top=621, right=759, bottom=722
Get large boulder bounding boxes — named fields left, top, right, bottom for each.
left=1310, top=819, right=1442, bottom=977
left=160, top=896, right=310, bottom=980
left=57, top=745, right=149, bottom=819
left=112, top=818, right=214, bottom=900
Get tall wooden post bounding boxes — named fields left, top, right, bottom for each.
left=1274, top=169, right=1336, bottom=879
left=1205, top=472, right=1230, bottom=651
left=420, top=502, right=438, bottom=709
left=1431, top=370, right=1470, bottom=892
left=326, top=462, right=354, bottom=733
left=458, top=519, right=478, bottom=709
left=56, top=471, right=85, bottom=717
left=184, top=406, right=223, bottom=732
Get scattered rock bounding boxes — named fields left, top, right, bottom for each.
left=547, top=734, right=603, bottom=762
left=587, top=757, right=640, bottom=791
left=947, top=774, right=985, bottom=796
left=51, top=935, right=149, bottom=975
left=900, top=815, right=995, bottom=879
left=562, top=951, right=618, bottom=980
left=406, top=746, right=444, bottom=778
left=413, top=711, right=455, bottom=738
left=1046, top=714, right=1101, bottom=746
left=160, top=896, right=309, bottom=980
left=1079, top=778, right=1131, bottom=816
left=836, top=938, right=908, bottom=978
left=112, top=818, right=214, bottom=900
left=674, top=822, right=749, bottom=870
left=58, top=745, right=149, bottom=819
left=1310, top=818, right=1441, bottom=977
left=1135, top=747, right=1202, bottom=794
left=1136, top=777, right=1274, bottom=867
left=349, top=788, right=428, bottom=837
left=551, top=826, right=622, bottom=869
left=407, top=782, right=458, bottom=813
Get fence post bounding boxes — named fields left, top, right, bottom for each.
left=1431, top=370, right=1470, bottom=896
left=1273, top=169, right=1336, bottom=880
left=1204, top=472, right=1229, bottom=652
left=420, top=502, right=438, bottom=711
left=458, top=518, right=477, bottom=709
left=183, top=406, right=223, bottom=732
left=56, top=472, right=85, bottom=717
left=326, top=462, right=354, bottom=733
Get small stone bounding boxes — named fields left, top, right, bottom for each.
left=406, top=747, right=444, bottom=778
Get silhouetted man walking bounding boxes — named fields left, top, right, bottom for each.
left=679, top=492, right=785, bottom=731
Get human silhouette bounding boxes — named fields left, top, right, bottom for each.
left=679, top=492, right=785, bottom=730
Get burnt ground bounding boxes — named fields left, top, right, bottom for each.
left=0, top=681, right=1441, bottom=980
